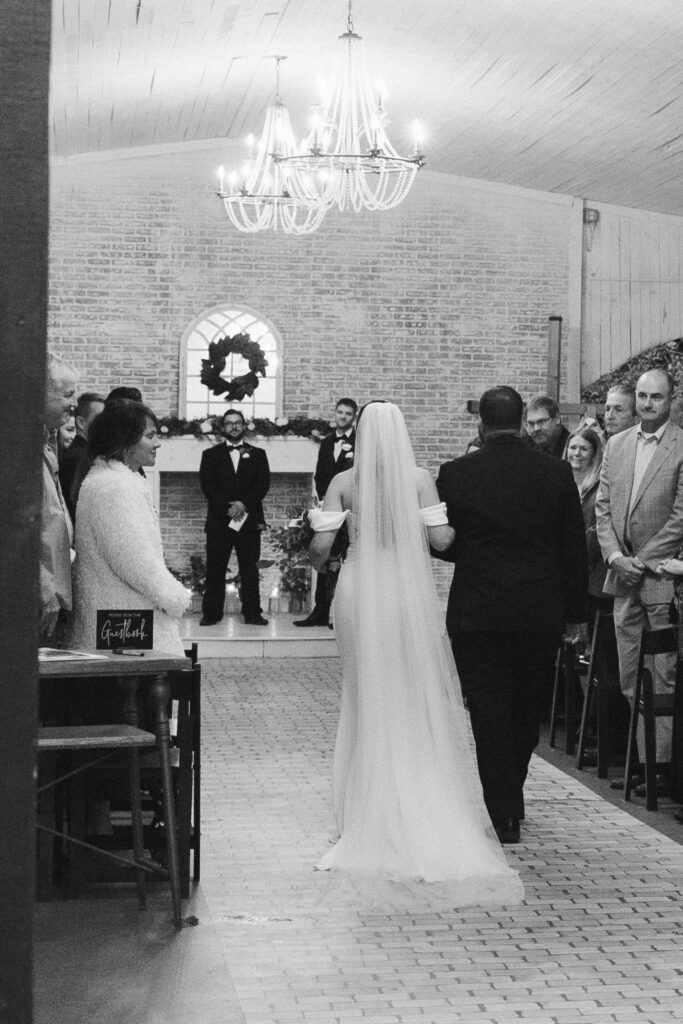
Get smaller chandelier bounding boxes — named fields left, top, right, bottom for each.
left=216, top=57, right=327, bottom=234
left=275, top=0, right=425, bottom=213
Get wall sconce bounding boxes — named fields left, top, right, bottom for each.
left=583, top=207, right=600, bottom=252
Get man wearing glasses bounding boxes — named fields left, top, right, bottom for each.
left=525, top=395, right=569, bottom=457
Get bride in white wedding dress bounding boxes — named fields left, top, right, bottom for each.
left=309, top=401, right=523, bottom=908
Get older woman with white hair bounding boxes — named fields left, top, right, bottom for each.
left=40, top=352, right=77, bottom=642
left=68, top=400, right=191, bottom=655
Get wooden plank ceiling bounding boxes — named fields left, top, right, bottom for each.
left=50, top=0, right=683, bottom=215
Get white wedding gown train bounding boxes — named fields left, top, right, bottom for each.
left=315, top=513, right=523, bottom=910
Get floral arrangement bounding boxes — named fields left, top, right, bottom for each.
left=171, top=552, right=274, bottom=597
left=170, top=553, right=207, bottom=594
left=200, top=333, right=269, bottom=403
left=269, top=508, right=314, bottom=600
left=157, top=414, right=333, bottom=441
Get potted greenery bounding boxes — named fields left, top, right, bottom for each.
left=269, top=509, right=313, bottom=613
left=171, top=554, right=206, bottom=614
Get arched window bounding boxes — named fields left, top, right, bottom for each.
left=180, top=303, right=282, bottom=420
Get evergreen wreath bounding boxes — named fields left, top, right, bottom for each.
left=200, top=332, right=269, bottom=402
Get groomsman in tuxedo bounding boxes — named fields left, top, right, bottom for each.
left=199, top=409, right=271, bottom=626
left=436, top=386, right=588, bottom=844
left=295, top=397, right=357, bottom=627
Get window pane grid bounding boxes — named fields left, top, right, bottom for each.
left=182, top=306, right=281, bottom=420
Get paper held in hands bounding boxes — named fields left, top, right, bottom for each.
left=229, top=512, right=248, bottom=532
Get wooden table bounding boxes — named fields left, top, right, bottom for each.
left=38, top=649, right=191, bottom=927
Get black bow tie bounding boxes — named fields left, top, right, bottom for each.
left=335, top=433, right=349, bottom=440
left=228, top=443, right=244, bottom=450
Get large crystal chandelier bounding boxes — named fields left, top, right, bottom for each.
left=216, top=57, right=327, bottom=234
left=275, top=0, right=425, bottom=213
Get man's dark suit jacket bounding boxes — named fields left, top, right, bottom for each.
left=436, top=434, right=588, bottom=634
left=547, top=423, right=570, bottom=458
left=58, top=433, right=88, bottom=521
left=314, top=429, right=356, bottom=500
left=199, top=441, right=270, bottom=533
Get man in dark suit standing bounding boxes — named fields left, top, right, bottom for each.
left=199, top=409, right=271, bottom=626
left=295, top=397, right=357, bottom=627
left=436, top=386, right=588, bottom=844
left=525, top=394, right=570, bottom=457
left=58, top=391, right=105, bottom=519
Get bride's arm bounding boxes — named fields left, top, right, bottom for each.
left=417, top=469, right=455, bottom=552
left=309, top=475, right=345, bottom=571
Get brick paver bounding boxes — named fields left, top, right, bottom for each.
left=200, top=658, right=683, bottom=1024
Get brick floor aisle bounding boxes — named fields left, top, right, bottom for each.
left=201, top=658, right=683, bottom=1024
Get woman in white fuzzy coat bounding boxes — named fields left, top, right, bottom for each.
left=68, top=400, right=191, bottom=655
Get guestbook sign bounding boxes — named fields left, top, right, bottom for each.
left=96, top=609, right=154, bottom=650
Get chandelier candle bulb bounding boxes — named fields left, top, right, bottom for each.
left=218, top=165, right=225, bottom=193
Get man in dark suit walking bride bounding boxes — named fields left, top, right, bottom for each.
left=436, top=385, right=588, bottom=844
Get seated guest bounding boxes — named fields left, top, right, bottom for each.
left=68, top=400, right=191, bottom=655
left=41, top=353, right=78, bottom=643
left=525, top=395, right=569, bottom=457
left=565, top=427, right=606, bottom=619
left=59, top=391, right=106, bottom=519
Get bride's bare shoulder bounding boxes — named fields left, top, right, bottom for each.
left=325, top=469, right=354, bottom=510
left=415, top=467, right=439, bottom=505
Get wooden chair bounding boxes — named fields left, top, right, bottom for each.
left=549, top=639, right=583, bottom=755
left=576, top=608, right=615, bottom=777
left=133, top=644, right=201, bottom=898
left=170, top=644, right=201, bottom=895
left=623, top=627, right=677, bottom=811
left=36, top=722, right=182, bottom=928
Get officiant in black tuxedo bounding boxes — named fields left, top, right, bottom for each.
left=295, top=397, right=357, bottom=627
left=199, top=409, right=271, bottom=626
left=435, top=386, right=588, bottom=844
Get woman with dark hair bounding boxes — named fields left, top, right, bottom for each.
left=68, top=400, right=191, bottom=654
left=307, top=401, right=523, bottom=909
left=564, top=426, right=605, bottom=615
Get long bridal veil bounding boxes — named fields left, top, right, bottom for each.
left=318, top=402, right=523, bottom=908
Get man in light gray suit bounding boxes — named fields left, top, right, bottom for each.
left=596, top=368, right=683, bottom=784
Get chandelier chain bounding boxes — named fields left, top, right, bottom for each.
left=347, top=0, right=354, bottom=34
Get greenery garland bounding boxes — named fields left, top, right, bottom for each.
left=582, top=337, right=683, bottom=402
left=157, top=414, right=333, bottom=441
left=200, top=332, right=269, bottom=402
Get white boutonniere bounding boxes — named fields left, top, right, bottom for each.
left=241, top=452, right=250, bottom=459
left=341, top=442, right=352, bottom=453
